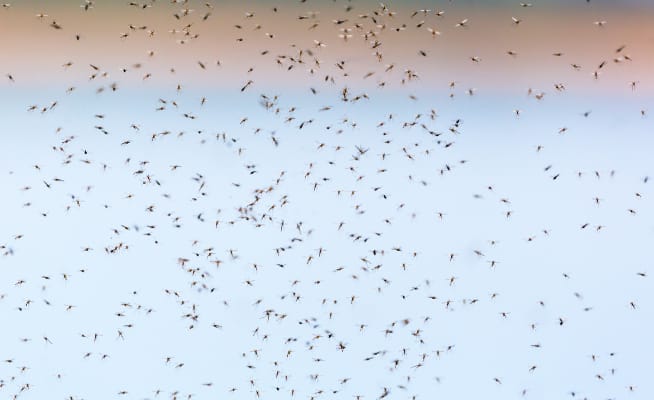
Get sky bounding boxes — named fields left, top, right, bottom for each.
left=0, top=1, right=652, bottom=400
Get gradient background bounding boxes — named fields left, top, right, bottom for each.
left=0, top=1, right=652, bottom=399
